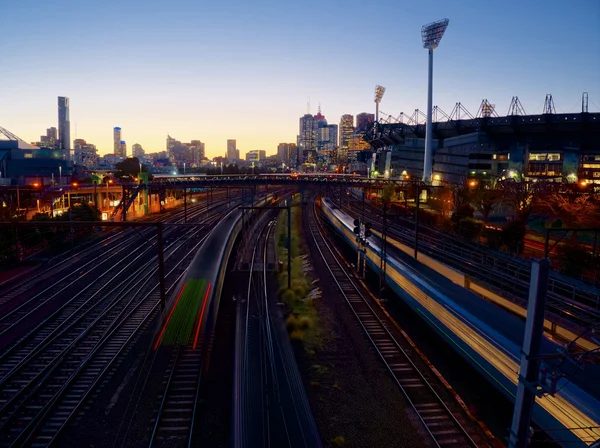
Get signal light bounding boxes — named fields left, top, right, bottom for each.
left=353, top=218, right=360, bottom=226
left=354, top=226, right=360, bottom=235
left=365, top=222, right=372, bottom=238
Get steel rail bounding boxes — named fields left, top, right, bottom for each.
left=309, top=203, right=480, bottom=448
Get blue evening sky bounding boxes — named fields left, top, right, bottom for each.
left=1, top=0, right=599, bottom=157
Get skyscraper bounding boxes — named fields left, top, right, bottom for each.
left=227, top=139, right=239, bottom=162
left=356, top=113, right=375, bottom=133
left=58, top=97, right=71, bottom=160
left=132, top=143, right=144, bottom=158
left=120, top=141, right=127, bottom=157
left=114, top=127, right=124, bottom=157
left=339, top=114, right=354, bottom=163
left=298, top=114, right=318, bottom=163
left=277, top=143, right=296, bottom=166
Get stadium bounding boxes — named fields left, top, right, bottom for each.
left=363, top=96, right=600, bottom=184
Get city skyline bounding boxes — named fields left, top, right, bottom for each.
left=1, top=0, right=598, bottom=158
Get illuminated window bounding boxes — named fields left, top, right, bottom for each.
left=529, top=153, right=547, bottom=161
left=593, top=172, right=600, bottom=178
left=24, top=153, right=33, bottom=159
left=582, top=164, right=600, bottom=169
left=547, top=153, right=561, bottom=161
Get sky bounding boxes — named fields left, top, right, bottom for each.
left=1, top=0, right=599, bottom=158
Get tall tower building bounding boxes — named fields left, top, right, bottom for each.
left=120, top=141, right=127, bottom=158
left=339, top=114, right=354, bottom=163
left=114, top=127, right=123, bottom=156
left=58, top=96, right=71, bottom=160
left=132, top=143, right=144, bottom=158
left=227, top=139, right=238, bottom=162
left=298, top=114, right=318, bottom=159
left=356, top=113, right=375, bottom=133
left=339, top=115, right=354, bottom=148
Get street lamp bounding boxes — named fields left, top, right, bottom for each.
left=374, top=85, right=386, bottom=132
left=421, top=18, right=449, bottom=183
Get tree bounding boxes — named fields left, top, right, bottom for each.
left=535, top=191, right=600, bottom=229
left=472, top=187, right=502, bottom=223
left=499, top=177, right=539, bottom=222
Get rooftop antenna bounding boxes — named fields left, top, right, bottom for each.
left=318, top=102, right=321, bottom=115
left=582, top=92, right=589, bottom=113
left=307, top=97, right=310, bottom=115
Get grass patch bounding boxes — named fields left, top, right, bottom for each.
left=276, top=197, right=321, bottom=352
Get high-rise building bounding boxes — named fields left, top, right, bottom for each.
left=74, top=138, right=98, bottom=167
left=246, top=150, right=266, bottom=165
left=120, top=141, right=127, bottom=157
left=38, top=127, right=58, bottom=149
left=277, top=143, right=296, bottom=166
left=189, top=140, right=205, bottom=165
left=339, top=114, right=354, bottom=163
left=114, top=127, right=124, bottom=157
left=227, top=139, right=239, bottom=162
left=58, top=97, right=71, bottom=160
left=132, top=143, right=144, bottom=158
left=356, top=113, right=375, bottom=133
left=298, top=114, right=318, bottom=161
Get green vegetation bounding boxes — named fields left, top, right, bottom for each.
left=276, top=197, right=321, bottom=353
left=161, top=279, right=207, bottom=345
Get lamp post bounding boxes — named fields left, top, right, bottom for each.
left=421, top=18, right=449, bottom=183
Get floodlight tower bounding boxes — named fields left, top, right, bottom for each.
left=421, top=18, right=449, bottom=182
left=374, top=85, right=386, bottom=132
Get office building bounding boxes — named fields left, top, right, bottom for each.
left=114, top=127, right=125, bottom=157
left=38, top=127, right=58, bottom=149
left=298, top=114, right=318, bottom=163
left=339, top=114, right=354, bottom=164
left=277, top=143, right=296, bottom=166
left=356, top=113, right=375, bottom=133
left=227, top=139, right=239, bottom=162
left=132, top=143, right=145, bottom=158
left=58, top=96, right=71, bottom=160
left=120, top=141, right=127, bottom=158
left=246, top=150, right=266, bottom=164
left=74, top=139, right=99, bottom=167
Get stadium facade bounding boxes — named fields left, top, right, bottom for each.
left=364, top=111, right=600, bottom=184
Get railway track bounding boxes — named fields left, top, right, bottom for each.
left=308, top=203, right=484, bottom=448
left=233, top=209, right=321, bottom=448
left=0, top=201, right=228, bottom=354
left=0, top=206, right=227, bottom=447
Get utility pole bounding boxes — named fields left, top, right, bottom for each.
left=508, top=258, right=551, bottom=448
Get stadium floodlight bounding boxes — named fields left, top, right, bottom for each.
left=374, top=85, right=386, bottom=132
left=421, top=18, right=449, bottom=182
